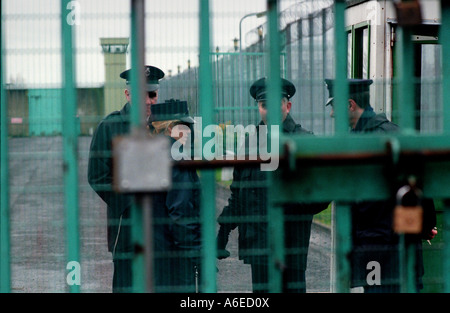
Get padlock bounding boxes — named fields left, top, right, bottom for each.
left=393, top=184, right=423, bottom=234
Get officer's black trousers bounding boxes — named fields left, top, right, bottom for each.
left=112, top=258, right=132, bottom=293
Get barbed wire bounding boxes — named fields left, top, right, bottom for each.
left=244, top=0, right=334, bottom=47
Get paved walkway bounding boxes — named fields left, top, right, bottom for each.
left=7, top=136, right=331, bottom=292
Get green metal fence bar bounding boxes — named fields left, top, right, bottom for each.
left=395, top=10, right=421, bottom=293
left=266, top=0, right=284, bottom=293
left=333, top=0, right=349, bottom=136
left=129, top=0, right=147, bottom=293
left=443, top=3, right=450, bottom=134
left=61, top=0, right=80, bottom=293
left=444, top=200, right=450, bottom=293
left=1, top=0, right=447, bottom=295
left=335, top=203, right=351, bottom=292
left=441, top=1, right=450, bottom=294
left=333, top=0, right=351, bottom=293
left=284, top=133, right=450, bottom=160
left=199, top=0, right=217, bottom=293
left=0, top=0, right=11, bottom=293
left=266, top=0, right=282, bottom=128
left=130, top=0, right=146, bottom=130
left=398, top=234, right=417, bottom=293
left=395, top=27, right=415, bottom=133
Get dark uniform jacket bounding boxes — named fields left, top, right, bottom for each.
left=350, top=107, right=436, bottom=289
left=88, top=103, right=202, bottom=256
left=88, top=102, right=133, bottom=253
left=151, top=136, right=201, bottom=290
left=218, top=114, right=328, bottom=269
left=152, top=137, right=201, bottom=253
left=351, top=108, right=399, bottom=133
left=88, top=103, right=201, bottom=291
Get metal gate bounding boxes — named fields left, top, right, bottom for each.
left=1, top=0, right=449, bottom=293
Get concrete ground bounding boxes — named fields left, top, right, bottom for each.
left=7, top=136, right=331, bottom=292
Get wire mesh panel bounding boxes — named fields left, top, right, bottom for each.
left=3, top=1, right=66, bottom=292
left=2, top=0, right=112, bottom=292
left=1, top=0, right=449, bottom=295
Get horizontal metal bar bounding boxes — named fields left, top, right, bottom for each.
left=386, top=18, right=441, bottom=26
left=284, top=134, right=450, bottom=158
left=174, top=148, right=450, bottom=170
left=212, top=52, right=266, bottom=56
left=173, top=133, right=450, bottom=203
left=271, top=161, right=450, bottom=203
left=174, top=134, right=450, bottom=168
left=175, top=158, right=268, bottom=169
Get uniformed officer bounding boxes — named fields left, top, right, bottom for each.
left=120, top=65, right=165, bottom=118
left=147, top=100, right=201, bottom=292
left=87, top=65, right=164, bottom=292
left=324, top=78, right=437, bottom=292
left=324, top=78, right=398, bottom=132
left=217, top=77, right=329, bottom=293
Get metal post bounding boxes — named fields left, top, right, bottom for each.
left=142, top=195, right=154, bottom=292
left=333, top=0, right=349, bottom=136
left=322, top=8, right=327, bottom=134
left=395, top=6, right=419, bottom=293
left=199, top=0, right=217, bottom=293
left=309, top=13, right=314, bottom=126
left=444, top=200, right=450, bottom=293
left=129, top=0, right=150, bottom=293
left=130, top=0, right=147, bottom=131
left=333, top=0, right=351, bottom=293
left=335, top=203, right=351, bottom=293
left=239, top=11, right=266, bottom=52
left=398, top=233, right=418, bottom=293
left=0, top=0, right=11, bottom=293
left=61, top=0, right=80, bottom=293
left=266, top=0, right=284, bottom=293
left=238, top=12, right=266, bottom=128
left=442, top=2, right=450, bottom=294
left=395, top=27, right=415, bottom=133
left=441, top=2, right=450, bottom=134
left=330, top=202, right=336, bottom=293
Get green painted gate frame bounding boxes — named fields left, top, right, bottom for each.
left=0, top=0, right=11, bottom=294
left=2, top=0, right=450, bottom=293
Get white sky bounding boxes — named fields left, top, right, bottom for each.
left=3, top=0, right=301, bottom=88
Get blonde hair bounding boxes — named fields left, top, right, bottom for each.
left=151, top=119, right=180, bottom=135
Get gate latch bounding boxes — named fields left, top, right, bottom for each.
left=112, top=133, right=172, bottom=193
